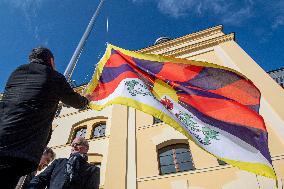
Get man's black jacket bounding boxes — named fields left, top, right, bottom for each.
left=28, top=155, right=100, bottom=189
left=0, top=59, right=88, bottom=170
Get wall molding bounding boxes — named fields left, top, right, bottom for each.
left=138, top=25, right=223, bottom=54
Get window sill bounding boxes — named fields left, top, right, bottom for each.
left=137, top=164, right=232, bottom=182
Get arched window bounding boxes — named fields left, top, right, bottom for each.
left=92, top=122, right=106, bottom=138
left=158, top=144, right=195, bottom=175
left=74, top=127, right=87, bottom=139
left=68, top=117, right=108, bottom=143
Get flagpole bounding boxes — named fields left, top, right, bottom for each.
left=64, top=0, right=106, bottom=81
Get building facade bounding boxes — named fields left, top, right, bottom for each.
left=48, top=25, right=284, bottom=189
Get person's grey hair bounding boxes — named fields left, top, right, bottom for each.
left=43, top=147, right=56, bottom=160
left=73, top=137, right=89, bottom=148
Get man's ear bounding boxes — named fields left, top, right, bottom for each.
left=50, top=58, right=55, bottom=70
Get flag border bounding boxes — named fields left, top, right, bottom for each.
left=84, top=44, right=277, bottom=181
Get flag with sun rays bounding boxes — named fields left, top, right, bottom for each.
left=84, top=44, right=276, bottom=180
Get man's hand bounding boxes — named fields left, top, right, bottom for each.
left=78, top=98, right=90, bottom=111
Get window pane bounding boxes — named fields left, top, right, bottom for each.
left=178, top=161, right=195, bottom=171
left=93, top=127, right=100, bottom=136
left=160, top=164, right=176, bottom=174
left=159, top=146, right=174, bottom=156
left=176, top=152, right=192, bottom=163
left=159, top=155, right=174, bottom=166
left=75, top=128, right=86, bottom=138
left=93, top=123, right=106, bottom=138
left=175, top=144, right=189, bottom=153
left=159, top=150, right=173, bottom=157
left=158, top=143, right=195, bottom=175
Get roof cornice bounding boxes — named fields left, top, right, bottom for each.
left=137, top=25, right=223, bottom=54
left=160, top=33, right=235, bottom=57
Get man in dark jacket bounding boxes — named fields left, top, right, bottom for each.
left=0, top=47, right=89, bottom=189
left=16, top=147, right=56, bottom=189
left=28, top=137, right=100, bottom=189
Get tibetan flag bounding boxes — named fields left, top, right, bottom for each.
left=84, top=44, right=276, bottom=180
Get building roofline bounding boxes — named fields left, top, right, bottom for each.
left=160, top=32, right=235, bottom=57
left=137, top=25, right=223, bottom=53
left=267, top=67, right=284, bottom=73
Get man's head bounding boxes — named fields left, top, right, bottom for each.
left=29, top=47, right=55, bottom=70
left=71, top=137, right=89, bottom=155
left=38, top=147, right=56, bottom=171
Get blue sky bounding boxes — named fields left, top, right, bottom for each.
left=0, top=0, right=284, bottom=92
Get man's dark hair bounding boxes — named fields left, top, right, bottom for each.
left=43, top=147, right=56, bottom=160
left=29, top=47, right=54, bottom=63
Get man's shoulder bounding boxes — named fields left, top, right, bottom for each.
left=13, top=63, right=30, bottom=72
left=86, top=163, right=100, bottom=173
left=53, top=70, right=65, bottom=77
left=49, top=69, right=66, bottom=82
left=55, top=157, right=68, bottom=162
left=7, top=64, right=30, bottom=80
left=18, top=63, right=29, bottom=68
left=52, top=158, right=68, bottom=165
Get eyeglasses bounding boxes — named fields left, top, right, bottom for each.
left=71, top=142, right=88, bottom=148
left=71, top=142, right=82, bottom=147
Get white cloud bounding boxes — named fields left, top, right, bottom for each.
left=221, top=6, right=252, bottom=25
left=271, top=1, right=284, bottom=29
left=34, top=26, right=40, bottom=40
left=6, top=0, right=43, bottom=8
left=3, top=0, right=45, bottom=41
left=272, top=16, right=284, bottom=29
left=132, top=0, right=145, bottom=2
left=4, top=0, right=44, bottom=19
left=157, top=0, right=196, bottom=18
left=133, top=0, right=253, bottom=25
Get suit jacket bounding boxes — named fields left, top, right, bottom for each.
left=0, top=59, right=88, bottom=170
left=28, top=155, right=100, bottom=189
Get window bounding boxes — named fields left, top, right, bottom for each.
left=217, top=159, right=227, bottom=165
left=153, top=117, right=163, bottom=124
left=69, top=117, right=108, bottom=143
left=74, top=127, right=87, bottom=139
left=158, top=144, right=195, bottom=175
left=92, top=122, right=106, bottom=138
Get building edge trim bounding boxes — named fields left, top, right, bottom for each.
left=49, top=136, right=110, bottom=149
left=54, top=108, right=91, bottom=119
left=137, top=154, right=284, bottom=182
left=137, top=25, right=223, bottom=53
left=161, top=33, right=235, bottom=57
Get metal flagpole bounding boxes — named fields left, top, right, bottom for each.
left=64, top=0, right=106, bottom=81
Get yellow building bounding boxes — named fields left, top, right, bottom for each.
left=48, top=25, right=284, bottom=189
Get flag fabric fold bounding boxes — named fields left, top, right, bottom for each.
left=84, top=44, right=276, bottom=180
